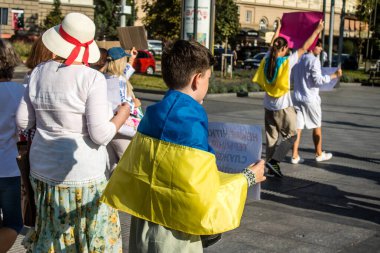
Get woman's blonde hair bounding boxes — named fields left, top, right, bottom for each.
left=106, top=56, right=135, bottom=98
left=0, top=39, right=21, bottom=80
left=25, top=37, right=53, bottom=69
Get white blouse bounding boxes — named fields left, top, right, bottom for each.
left=16, top=60, right=116, bottom=185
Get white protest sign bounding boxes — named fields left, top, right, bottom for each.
left=320, top=67, right=339, bottom=91
left=208, top=122, right=262, bottom=200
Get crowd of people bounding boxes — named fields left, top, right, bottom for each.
left=0, top=11, right=341, bottom=253
left=0, top=12, right=265, bottom=253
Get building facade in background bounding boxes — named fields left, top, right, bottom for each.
left=0, top=0, right=94, bottom=38
left=134, top=0, right=366, bottom=45
left=236, top=0, right=366, bottom=40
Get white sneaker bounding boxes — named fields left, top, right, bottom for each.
left=316, top=151, right=333, bottom=162
left=291, top=156, right=304, bottom=164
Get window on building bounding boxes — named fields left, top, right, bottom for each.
left=11, top=9, right=24, bottom=30
left=245, top=10, right=252, bottom=23
left=0, top=8, right=8, bottom=25
left=259, top=18, right=267, bottom=31
left=237, top=6, right=240, bottom=15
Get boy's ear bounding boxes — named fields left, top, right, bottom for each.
left=191, top=73, right=201, bottom=91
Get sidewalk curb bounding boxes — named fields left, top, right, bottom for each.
left=339, top=82, right=362, bottom=87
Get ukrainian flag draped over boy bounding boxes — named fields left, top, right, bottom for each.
left=101, top=90, right=248, bottom=235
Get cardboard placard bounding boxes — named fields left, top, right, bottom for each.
left=208, top=122, right=262, bottom=200
left=279, top=11, right=323, bottom=50
left=320, top=67, right=339, bottom=91
left=117, top=26, right=148, bottom=50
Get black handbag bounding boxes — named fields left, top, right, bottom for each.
left=16, top=137, right=36, bottom=227
left=201, top=233, right=222, bottom=248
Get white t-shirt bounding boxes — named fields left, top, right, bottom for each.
left=263, top=52, right=299, bottom=111
left=0, top=82, right=25, bottom=178
left=16, top=60, right=116, bottom=185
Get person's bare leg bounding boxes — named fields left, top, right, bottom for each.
left=292, top=129, right=302, bottom=159
left=313, top=127, right=322, bottom=156
left=0, top=227, right=18, bottom=253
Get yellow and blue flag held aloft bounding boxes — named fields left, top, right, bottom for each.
left=101, top=90, right=248, bottom=235
left=252, top=55, right=291, bottom=98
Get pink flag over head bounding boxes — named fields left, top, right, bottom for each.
left=279, top=11, right=323, bottom=50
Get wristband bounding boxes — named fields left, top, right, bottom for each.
left=243, top=167, right=256, bottom=187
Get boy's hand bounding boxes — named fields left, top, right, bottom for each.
left=248, top=160, right=266, bottom=183
left=335, top=69, right=343, bottom=77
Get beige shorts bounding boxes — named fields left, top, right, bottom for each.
left=294, top=100, right=322, bottom=130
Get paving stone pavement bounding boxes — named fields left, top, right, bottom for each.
left=8, top=66, right=380, bottom=252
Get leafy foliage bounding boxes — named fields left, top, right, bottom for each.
left=214, top=0, right=240, bottom=44
left=356, top=0, right=380, bottom=58
left=43, top=0, right=63, bottom=30
left=142, top=0, right=181, bottom=41
left=94, top=0, right=136, bottom=40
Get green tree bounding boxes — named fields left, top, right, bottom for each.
left=356, top=0, right=380, bottom=58
left=142, top=0, right=240, bottom=46
left=215, top=0, right=240, bottom=49
left=94, top=0, right=136, bottom=40
left=142, top=0, right=181, bottom=41
left=43, top=0, right=63, bottom=30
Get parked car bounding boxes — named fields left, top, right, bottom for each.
left=133, top=50, right=156, bottom=75
left=236, top=46, right=268, bottom=68
left=147, top=40, right=163, bottom=56
left=330, top=54, right=358, bottom=70
left=243, top=52, right=266, bottom=69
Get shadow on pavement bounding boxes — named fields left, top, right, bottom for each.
left=261, top=175, right=380, bottom=225
left=323, top=120, right=380, bottom=130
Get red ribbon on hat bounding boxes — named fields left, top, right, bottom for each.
left=59, top=25, right=93, bottom=66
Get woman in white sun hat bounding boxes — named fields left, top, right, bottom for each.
left=16, top=12, right=129, bottom=252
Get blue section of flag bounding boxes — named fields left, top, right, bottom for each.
left=138, top=89, right=214, bottom=153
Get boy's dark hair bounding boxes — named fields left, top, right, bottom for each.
left=161, top=40, right=214, bottom=90
left=316, top=39, right=323, bottom=47
left=0, top=39, right=21, bottom=80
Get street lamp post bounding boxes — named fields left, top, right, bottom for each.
left=365, top=0, right=373, bottom=71
left=338, top=0, right=346, bottom=67
left=328, top=0, right=335, bottom=67
left=120, top=0, right=126, bottom=27
left=321, top=0, right=326, bottom=63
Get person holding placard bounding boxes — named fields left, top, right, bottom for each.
left=252, top=20, right=324, bottom=178
left=101, top=40, right=266, bottom=253
left=291, top=39, right=342, bottom=164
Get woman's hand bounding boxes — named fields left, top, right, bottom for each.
left=248, top=160, right=266, bottom=183
left=116, top=102, right=130, bottom=117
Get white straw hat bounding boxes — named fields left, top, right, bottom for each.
left=42, top=12, right=100, bottom=65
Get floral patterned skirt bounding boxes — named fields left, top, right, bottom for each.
left=23, top=176, right=122, bottom=253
